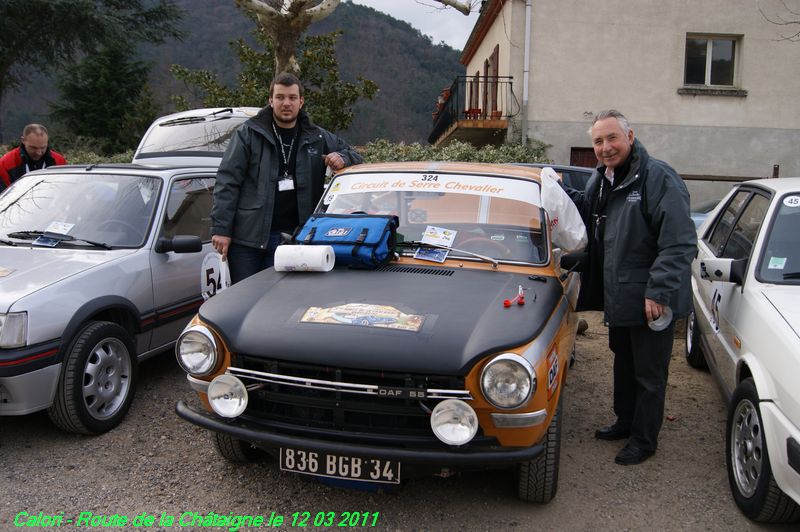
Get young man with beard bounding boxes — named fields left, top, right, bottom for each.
left=211, top=72, right=362, bottom=283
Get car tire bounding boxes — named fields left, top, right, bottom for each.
left=726, top=378, right=800, bottom=523
left=48, top=321, right=137, bottom=435
left=684, top=310, right=707, bottom=370
left=212, top=432, right=263, bottom=462
left=517, top=396, right=561, bottom=503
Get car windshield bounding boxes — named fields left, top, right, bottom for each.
left=0, top=173, right=160, bottom=248
left=757, top=194, right=800, bottom=284
left=136, top=111, right=249, bottom=157
left=321, top=171, right=547, bottom=265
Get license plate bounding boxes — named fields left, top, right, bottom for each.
left=279, top=447, right=400, bottom=484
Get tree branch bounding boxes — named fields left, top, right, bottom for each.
left=235, top=0, right=280, bottom=18
left=305, top=0, right=340, bottom=22
left=759, top=0, right=800, bottom=41
left=429, top=0, right=474, bottom=16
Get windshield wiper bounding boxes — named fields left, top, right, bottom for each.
left=159, top=108, right=235, bottom=127
left=7, top=230, right=112, bottom=250
left=6, top=230, right=44, bottom=239
left=0, top=236, right=17, bottom=246
left=783, top=271, right=800, bottom=279
left=158, top=116, right=207, bottom=127
left=397, top=240, right=499, bottom=268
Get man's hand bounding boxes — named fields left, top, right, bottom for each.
left=644, top=298, right=664, bottom=322
left=323, top=152, right=345, bottom=171
left=212, top=235, right=231, bottom=261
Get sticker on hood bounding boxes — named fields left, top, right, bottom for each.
left=301, top=303, right=425, bottom=332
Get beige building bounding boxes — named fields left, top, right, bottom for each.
left=429, top=0, right=800, bottom=179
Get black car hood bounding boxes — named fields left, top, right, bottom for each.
left=199, top=265, right=562, bottom=375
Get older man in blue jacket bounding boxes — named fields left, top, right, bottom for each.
left=564, top=110, right=697, bottom=465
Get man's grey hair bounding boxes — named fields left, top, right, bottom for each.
left=591, top=110, right=631, bottom=136
left=21, top=124, right=49, bottom=138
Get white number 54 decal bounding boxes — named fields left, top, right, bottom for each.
left=201, top=252, right=230, bottom=300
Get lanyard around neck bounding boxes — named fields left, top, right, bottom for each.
left=272, top=122, right=296, bottom=176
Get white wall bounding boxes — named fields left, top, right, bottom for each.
left=465, top=0, right=800, bottom=177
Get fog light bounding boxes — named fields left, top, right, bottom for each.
left=430, top=399, right=478, bottom=445
left=208, top=375, right=248, bottom=418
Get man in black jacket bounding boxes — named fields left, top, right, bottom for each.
left=564, top=110, right=696, bottom=465
left=211, top=73, right=362, bottom=283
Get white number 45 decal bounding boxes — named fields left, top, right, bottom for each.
left=709, top=288, right=722, bottom=332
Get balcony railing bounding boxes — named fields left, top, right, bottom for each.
left=428, top=75, right=519, bottom=146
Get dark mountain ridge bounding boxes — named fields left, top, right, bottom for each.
left=1, top=0, right=464, bottom=146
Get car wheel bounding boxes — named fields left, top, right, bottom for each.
left=684, top=310, right=707, bottom=369
left=518, top=396, right=561, bottom=503
left=212, top=432, right=263, bottom=462
left=726, top=378, right=800, bottom=523
left=48, top=321, right=137, bottom=434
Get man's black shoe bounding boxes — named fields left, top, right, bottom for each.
left=594, top=423, right=631, bottom=441
left=614, top=445, right=655, bottom=465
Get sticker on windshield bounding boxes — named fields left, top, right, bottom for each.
left=44, top=221, right=74, bottom=235
left=768, top=256, right=787, bottom=270
left=32, top=236, right=60, bottom=247
left=783, top=196, right=800, bottom=208
left=301, top=303, right=425, bottom=332
left=414, top=247, right=449, bottom=263
left=421, top=225, right=457, bottom=247
left=0, top=267, right=14, bottom=277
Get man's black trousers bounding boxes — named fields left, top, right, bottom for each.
left=608, top=323, right=674, bottom=452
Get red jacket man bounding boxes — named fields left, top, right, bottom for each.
left=1, top=124, right=67, bottom=191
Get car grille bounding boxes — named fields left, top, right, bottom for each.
left=229, top=354, right=493, bottom=448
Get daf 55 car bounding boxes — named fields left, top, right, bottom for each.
left=175, top=162, right=581, bottom=503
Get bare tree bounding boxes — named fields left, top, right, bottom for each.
left=234, top=0, right=477, bottom=76
left=427, top=0, right=477, bottom=16
left=759, top=0, right=800, bottom=41
left=235, top=0, right=340, bottom=73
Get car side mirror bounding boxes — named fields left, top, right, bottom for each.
left=559, top=251, right=587, bottom=280
left=700, top=257, right=747, bottom=285
left=155, top=235, right=203, bottom=254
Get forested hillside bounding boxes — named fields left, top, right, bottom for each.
left=1, top=0, right=464, bottom=146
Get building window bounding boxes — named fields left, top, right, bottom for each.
left=684, top=35, right=737, bottom=86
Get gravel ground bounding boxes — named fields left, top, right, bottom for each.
left=2, top=311, right=797, bottom=531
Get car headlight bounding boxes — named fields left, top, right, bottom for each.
left=208, top=374, right=248, bottom=418
left=175, top=325, right=218, bottom=376
left=0, top=312, right=27, bottom=349
left=480, top=353, right=535, bottom=409
left=430, top=399, right=478, bottom=445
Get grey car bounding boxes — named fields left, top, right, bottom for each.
left=0, top=164, right=218, bottom=433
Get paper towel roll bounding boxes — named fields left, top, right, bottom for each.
left=274, top=245, right=335, bottom=272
